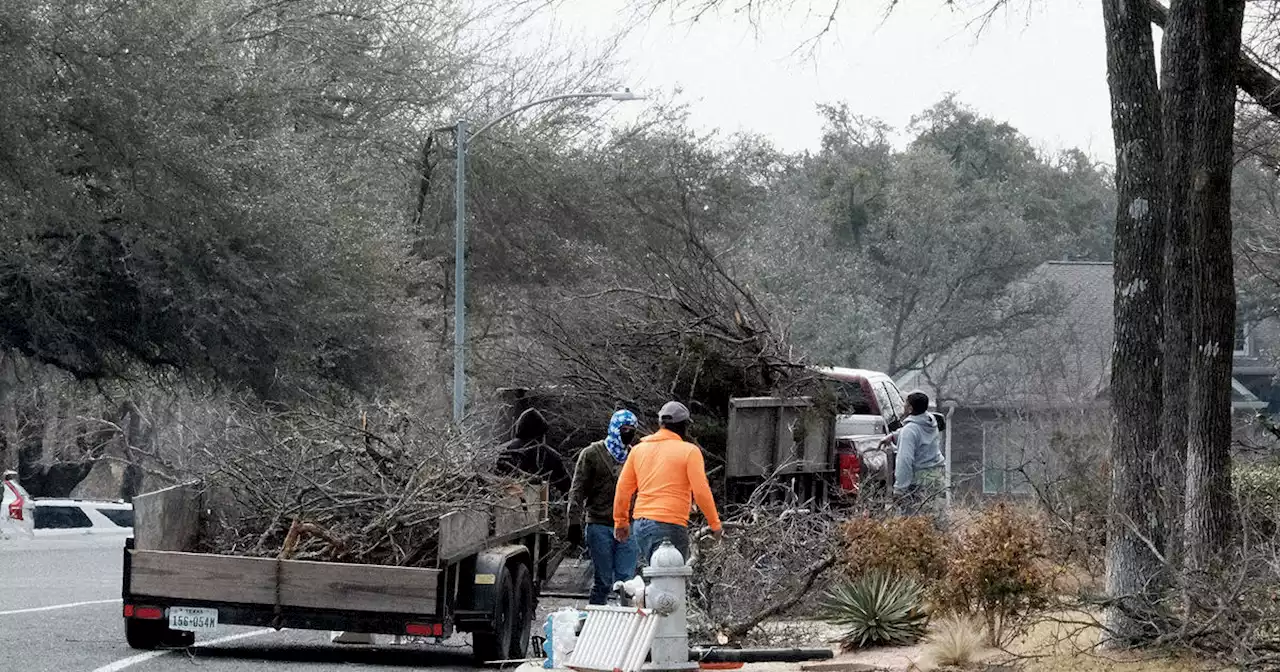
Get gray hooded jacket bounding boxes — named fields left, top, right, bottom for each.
left=892, top=413, right=944, bottom=493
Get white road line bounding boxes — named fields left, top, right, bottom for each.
left=0, top=598, right=120, bottom=616
left=89, top=628, right=276, bottom=672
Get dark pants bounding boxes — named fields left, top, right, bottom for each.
left=633, top=518, right=690, bottom=567
left=585, top=523, right=638, bottom=605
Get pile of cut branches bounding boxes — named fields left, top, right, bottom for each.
left=688, top=479, right=842, bottom=645
left=185, top=402, right=526, bottom=567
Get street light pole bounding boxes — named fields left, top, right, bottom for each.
left=450, top=90, right=642, bottom=424
left=453, top=119, right=468, bottom=424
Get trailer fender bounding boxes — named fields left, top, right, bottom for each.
left=470, top=544, right=530, bottom=615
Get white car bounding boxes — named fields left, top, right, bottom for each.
left=2, top=471, right=34, bottom=537
left=31, top=498, right=133, bottom=537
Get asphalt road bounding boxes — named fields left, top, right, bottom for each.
left=0, top=536, right=498, bottom=672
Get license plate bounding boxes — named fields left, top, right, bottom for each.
left=168, top=606, right=218, bottom=633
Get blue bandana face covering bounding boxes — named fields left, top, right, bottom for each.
left=605, top=409, right=638, bottom=464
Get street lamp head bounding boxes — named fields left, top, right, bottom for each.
left=609, top=88, right=644, bottom=101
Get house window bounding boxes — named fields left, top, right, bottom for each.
left=1235, top=319, right=1252, bottom=356
left=982, top=427, right=1003, bottom=494
left=981, top=422, right=1033, bottom=496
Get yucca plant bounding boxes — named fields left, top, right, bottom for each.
left=820, top=571, right=929, bottom=649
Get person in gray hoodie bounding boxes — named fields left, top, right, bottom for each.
left=878, top=390, right=945, bottom=516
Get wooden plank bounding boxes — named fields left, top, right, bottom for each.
left=802, top=412, right=835, bottom=474
left=279, top=558, right=438, bottom=613
left=130, top=550, right=439, bottom=614
left=130, top=550, right=277, bottom=604
left=494, top=483, right=547, bottom=536
left=773, top=406, right=805, bottom=474
left=729, top=396, right=814, bottom=409
left=750, top=405, right=780, bottom=473
left=726, top=405, right=778, bottom=478
left=132, top=481, right=204, bottom=552
left=494, top=484, right=528, bottom=536
left=725, top=400, right=748, bottom=478
left=774, top=405, right=835, bottom=474
left=526, top=483, right=548, bottom=522
left=438, top=509, right=491, bottom=562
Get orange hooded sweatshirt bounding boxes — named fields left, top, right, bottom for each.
left=612, top=428, right=722, bottom=531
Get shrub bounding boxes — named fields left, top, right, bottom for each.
left=820, top=571, right=930, bottom=649
left=924, top=614, right=987, bottom=667
left=1036, top=428, right=1110, bottom=571
left=935, top=503, right=1049, bottom=647
left=1235, top=461, right=1280, bottom=538
left=842, top=515, right=947, bottom=585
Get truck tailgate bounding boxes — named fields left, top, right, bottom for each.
left=129, top=549, right=441, bottom=614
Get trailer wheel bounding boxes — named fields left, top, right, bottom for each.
left=509, top=563, right=535, bottom=659
left=125, top=619, right=194, bottom=650
left=472, top=569, right=515, bottom=663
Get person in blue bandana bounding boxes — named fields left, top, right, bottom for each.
left=568, top=409, right=640, bottom=604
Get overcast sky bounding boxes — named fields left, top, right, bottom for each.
left=532, top=0, right=1115, bottom=160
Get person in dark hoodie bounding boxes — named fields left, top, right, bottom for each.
left=877, top=390, right=945, bottom=517
left=495, top=408, right=571, bottom=495
left=568, top=409, right=640, bottom=604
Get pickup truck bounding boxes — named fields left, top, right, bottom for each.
left=810, top=366, right=909, bottom=437
left=120, top=481, right=554, bottom=663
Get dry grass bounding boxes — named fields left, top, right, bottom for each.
left=1015, top=652, right=1228, bottom=672
left=783, top=612, right=1228, bottom=672
left=1039, top=560, right=1103, bottom=596
left=922, top=615, right=987, bottom=667
left=998, top=612, right=1235, bottom=672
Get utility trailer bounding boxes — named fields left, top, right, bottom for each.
left=120, top=481, right=554, bottom=663
left=724, top=397, right=837, bottom=504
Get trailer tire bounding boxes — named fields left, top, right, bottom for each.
left=126, top=619, right=194, bottom=650
left=472, top=569, right=515, bottom=664
left=509, top=563, right=535, bottom=659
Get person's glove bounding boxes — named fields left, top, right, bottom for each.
left=566, top=523, right=584, bottom=547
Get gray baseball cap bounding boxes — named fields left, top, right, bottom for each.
left=659, top=401, right=690, bottom=423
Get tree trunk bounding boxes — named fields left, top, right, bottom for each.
left=1157, top=0, right=1198, bottom=575
left=0, top=353, right=19, bottom=472
left=1100, top=0, right=1168, bottom=645
left=1184, top=0, right=1246, bottom=578
left=1145, top=0, right=1280, bottom=122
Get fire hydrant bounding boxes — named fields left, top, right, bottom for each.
left=642, top=541, right=698, bottom=671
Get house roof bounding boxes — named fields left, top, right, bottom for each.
left=896, top=261, right=1268, bottom=410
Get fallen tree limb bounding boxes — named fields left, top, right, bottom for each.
left=720, top=553, right=839, bottom=641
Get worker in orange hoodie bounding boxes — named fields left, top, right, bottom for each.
left=613, top=401, right=723, bottom=566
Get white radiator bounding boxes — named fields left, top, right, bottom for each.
left=565, top=605, right=658, bottom=672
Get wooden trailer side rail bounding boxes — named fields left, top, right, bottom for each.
left=128, top=549, right=441, bottom=613
left=437, top=482, right=548, bottom=564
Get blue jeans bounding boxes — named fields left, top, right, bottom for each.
left=585, top=523, right=638, bottom=605
left=632, top=519, right=690, bottom=567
